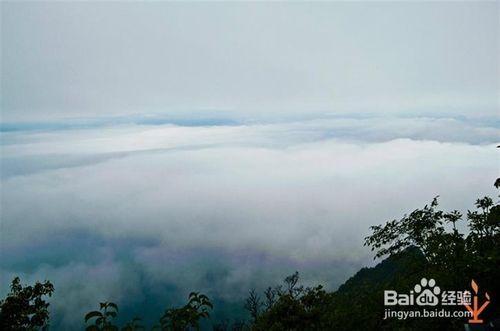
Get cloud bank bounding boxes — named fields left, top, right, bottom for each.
left=1, top=116, right=498, bottom=327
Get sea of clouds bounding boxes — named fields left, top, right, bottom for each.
left=1, top=115, right=498, bottom=328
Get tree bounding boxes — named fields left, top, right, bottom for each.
left=248, top=272, right=330, bottom=331
left=364, top=180, right=500, bottom=323
left=0, top=277, right=54, bottom=330
left=159, top=292, right=212, bottom=331
left=244, top=290, right=261, bottom=323
left=84, top=302, right=119, bottom=331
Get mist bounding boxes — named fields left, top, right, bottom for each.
left=1, top=116, right=498, bottom=327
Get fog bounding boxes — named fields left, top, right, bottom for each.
left=1, top=116, right=498, bottom=327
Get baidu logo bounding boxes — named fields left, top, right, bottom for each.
left=414, top=278, right=440, bottom=306
left=384, top=278, right=440, bottom=306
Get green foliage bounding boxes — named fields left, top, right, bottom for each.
left=364, top=196, right=445, bottom=260
left=361, top=183, right=500, bottom=328
left=364, top=191, right=500, bottom=299
left=247, top=272, right=331, bottom=331
left=159, top=292, right=213, bottom=331
left=121, top=317, right=145, bottom=331
left=0, top=277, right=54, bottom=330
left=85, top=302, right=119, bottom=331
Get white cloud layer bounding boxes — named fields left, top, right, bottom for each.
left=1, top=117, right=498, bottom=327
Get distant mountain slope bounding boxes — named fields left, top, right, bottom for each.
left=324, top=246, right=484, bottom=330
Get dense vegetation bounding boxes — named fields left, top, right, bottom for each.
left=1, top=180, right=498, bottom=330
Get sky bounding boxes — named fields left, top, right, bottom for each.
left=1, top=1, right=498, bottom=121
left=0, top=1, right=499, bottom=329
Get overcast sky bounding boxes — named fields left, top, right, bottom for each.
left=2, top=1, right=498, bottom=121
